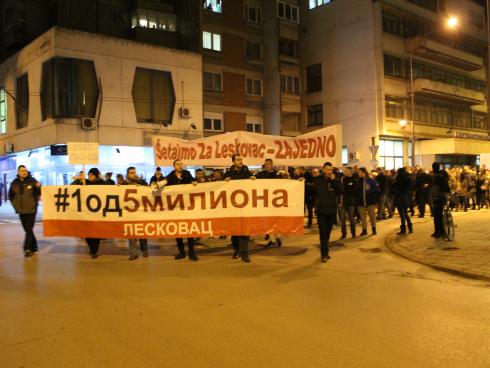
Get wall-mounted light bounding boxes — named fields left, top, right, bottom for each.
left=399, top=119, right=408, bottom=128
left=115, top=148, right=120, bottom=153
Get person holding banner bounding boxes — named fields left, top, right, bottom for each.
left=123, top=167, right=150, bottom=260
left=164, top=159, right=199, bottom=262
left=224, top=154, right=256, bottom=263
left=8, top=165, right=41, bottom=258
left=73, top=167, right=106, bottom=259
left=312, top=162, right=342, bottom=263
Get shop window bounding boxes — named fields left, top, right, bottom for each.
left=16, top=73, right=29, bottom=129
left=131, top=67, right=175, bottom=124
left=379, top=139, right=404, bottom=170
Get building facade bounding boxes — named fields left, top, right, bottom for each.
left=301, top=0, right=490, bottom=168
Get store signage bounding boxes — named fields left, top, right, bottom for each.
left=67, top=142, right=99, bottom=165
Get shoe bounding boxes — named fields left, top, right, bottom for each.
left=321, top=255, right=331, bottom=263
left=129, top=255, right=138, bottom=261
left=360, top=229, right=368, bottom=236
left=174, top=252, right=186, bottom=260
left=276, top=238, right=282, bottom=248
left=142, top=251, right=149, bottom=258
left=24, top=250, right=33, bottom=258
left=408, top=224, right=413, bottom=234
left=232, top=251, right=240, bottom=259
left=90, top=253, right=98, bottom=259
left=351, top=233, right=356, bottom=238
left=339, top=234, right=347, bottom=240
left=372, top=227, right=377, bottom=235
left=241, top=254, right=251, bottom=263
left=189, top=252, right=199, bottom=262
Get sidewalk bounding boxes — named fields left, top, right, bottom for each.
left=0, top=201, right=43, bottom=222
left=386, top=209, right=490, bottom=281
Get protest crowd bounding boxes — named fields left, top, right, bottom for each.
left=7, top=155, right=490, bottom=263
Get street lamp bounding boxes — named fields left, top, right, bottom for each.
left=408, top=16, right=459, bottom=167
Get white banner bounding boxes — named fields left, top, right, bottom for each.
left=152, top=125, right=342, bottom=167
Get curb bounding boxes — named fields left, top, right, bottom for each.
left=385, top=232, right=490, bottom=283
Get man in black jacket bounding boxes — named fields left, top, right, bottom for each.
left=339, top=167, right=356, bottom=239
left=164, top=159, right=199, bottom=261
left=224, top=154, right=256, bottom=263
left=415, top=167, right=432, bottom=218
left=312, top=162, right=342, bottom=263
left=431, top=162, right=450, bottom=238
left=8, top=165, right=41, bottom=257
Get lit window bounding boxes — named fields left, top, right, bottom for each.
left=204, top=116, right=223, bottom=131
left=280, top=74, right=300, bottom=95
left=203, top=72, right=222, bottom=91
left=133, top=10, right=177, bottom=32
left=244, top=2, right=262, bottom=23
left=379, top=139, right=404, bottom=170
left=0, top=88, right=6, bottom=135
left=309, top=0, right=331, bottom=9
left=246, top=78, right=262, bottom=96
left=246, top=123, right=262, bottom=133
left=204, top=0, right=222, bottom=13
left=342, top=146, right=348, bottom=165
left=278, top=1, right=299, bottom=23
left=203, top=31, right=222, bottom=51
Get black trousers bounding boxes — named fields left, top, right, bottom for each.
left=176, top=238, right=195, bottom=253
left=231, top=236, right=249, bottom=255
left=19, top=213, right=37, bottom=252
left=317, top=214, right=335, bottom=257
left=305, top=198, right=315, bottom=226
left=417, top=191, right=432, bottom=216
left=396, top=206, right=412, bottom=229
left=85, top=238, right=100, bottom=255
left=433, top=200, right=444, bottom=235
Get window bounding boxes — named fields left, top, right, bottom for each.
left=384, top=54, right=403, bottom=79
left=203, top=31, right=222, bottom=51
left=342, top=146, right=348, bottom=165
left=280, top=74, right=300, bottom=95
left=41, top=58, right=99, bottom=120
left=309, top=0, right=331, bottom=9
left=246, top=41, right=262, bottom=59
left=407, top=0, right=437, bottom=12
left=132, top=10, right=177, bottom=31
left=204, top=117, right=223, bottom=131
left=203, top=72, right=222, bottom=91
left=244, top=2, right=262, bottom=23
left=278, top=1, right=299, bottom=23
left=16, top=74, right=29, bottom=129
left=306, top=63, right=322, bottom=93
left=246, top=78, right=262, bottom=96
left=307, top=104, right=323, bottom=127
left=0, top=88, right=6, bottom=135
left=246, top=123, right=262, bottom=133
left=385, top=97, right=406, bottom=119
left=131, top=67, right=176, bottom=124
left=379, top=139, right=404, bottom=170
left=279, top=39, right=297, bottom=58
left=203, top=0, right=222, bottom=13
left=469, top=10, right=484, bottom=29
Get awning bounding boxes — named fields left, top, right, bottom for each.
left=417, top=138, right=490, bottom=155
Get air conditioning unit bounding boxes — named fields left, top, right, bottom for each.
left=5, top=143, right=14, bottom=153
left=81, top=118, right=97, bottom=130
left=349, top=151, right=360, bottom=161
left=179, top=107, right=191, bottom=118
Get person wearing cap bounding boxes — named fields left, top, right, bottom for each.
left=72, top=167, right=106, bottom=258
left=150, top=167, right=165, bottom=185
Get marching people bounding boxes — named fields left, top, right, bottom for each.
left=415, top=167, right=432, bottom=218
left=375, top=167, right=391, bottom=220
left=163, top=159, right=199, bottom=261
left=356, top=167, right=379, bottom=236
left=430, top=162, right=450, bottom=238
left=105, top=172, right=115, bottom=185
left=123, top=167, right=150, bottom=260
left=74, top=167, right=106, bottom=258
left=312, top=162, right=342, bottom=263
left=339, top=167, right=357, bottom=239
left=392, top=168, right=413, bottom=235
left=150, top=167, right=165, bottom=185
left=8, top=165, right=41, bottom=257
left=195, top=169, right=209, bottom=183
left=256, top=158, right=283, bottom=248
left=224, top=154, right=256, bottom=263
left=210, top=169, right=224, bottom=182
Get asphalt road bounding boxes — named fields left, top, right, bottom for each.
left=1, top=216, right=489, bottom=368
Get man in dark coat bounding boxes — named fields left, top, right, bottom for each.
left=415, top=167, right=432, bottom=218
left=339, top=167, right=357, bottom=239
left=312, top=162, right=342, bottom=263
left=431, top=162, right=450, bottom=238
left=224, top=154, right=256, bottom=263
left=8, top=165, right=41, bottom=257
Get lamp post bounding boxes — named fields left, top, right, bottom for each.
left=408, top=16, right=459, bottom=167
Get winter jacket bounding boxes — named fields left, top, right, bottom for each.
left=392, top=175, right=411, bottom=208
left=256, top=170, right=281, bottom=179
left=340, top=176, right=357, bottom=208
left=313, top=175, right=342, bottom=216
left=355, top=176, right=379, bottom=207
left=165, top=170, right=195, bottom=186
left=224, top=165, right=253, bottom=180
left=8, top=175, right=41, bottom=214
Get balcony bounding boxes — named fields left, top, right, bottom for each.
left=412, top=78, right=485, bottom=105
left=405, top=36, right=483, bottom=71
